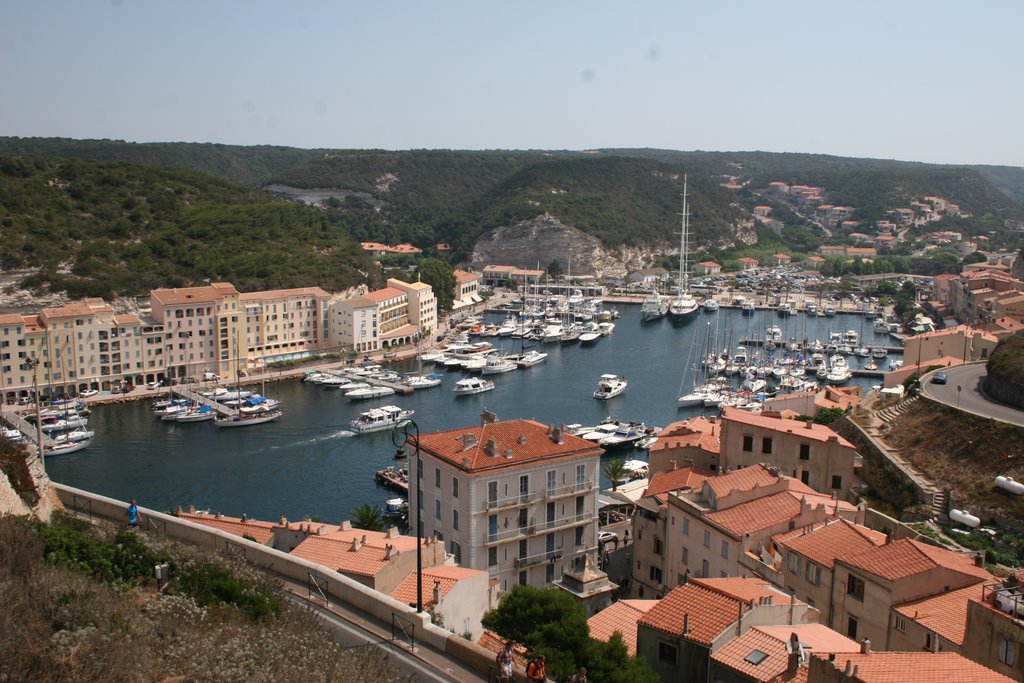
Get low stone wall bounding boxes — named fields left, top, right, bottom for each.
left=833, top=415, right=931, bottom=513
left=53, top=484, right=499, bottom=677
left=983, top=375, right=1024, bottom=411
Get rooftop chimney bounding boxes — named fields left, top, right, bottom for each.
left=279, top=515, right=288, bottom=526
left=215, top=512, right=222, bottom=519
left=386, top=526, right=399, bottom=539
left=844, top=660, right=853, bottom=676
left=805, top=420, right=813, bottom=429
left=551, top=427, right=563, bottom=444
left=518, top=434, right=527, bottom=445
left=860, top=639, right=871, bottom=655
left=433, top=579, right=442, bottom=606
left=340, top=520, right=352, bottom=531
left=240, top=513, right=247, bottom=523
left=460, top=433, right=478, bottom=450
left=504, top=449, right=514, bottom=459
left=786, top=633, right=802, bottom=676
left=481, top=408, right=497, bottom=424
left=350, top=538, right=362, bottom=551
left=683, top=614, right=690, bottom=635
left=385, top=544, right=396, bottom=559
left=484, top=438, right=498, bottom=457
left=361, top=534, right=368, bottom=544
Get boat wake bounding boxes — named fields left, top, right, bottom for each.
left=278, top=429, right=355, bottom=448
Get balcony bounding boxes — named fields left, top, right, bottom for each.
left=543, top=480, right=595, bottom=500
left=514, top=549, right=563, bottom=569
left=484, top=492, right=534, bottom=512
left=484, top=512, right=592, bottom=546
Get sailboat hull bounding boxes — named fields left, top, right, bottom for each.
left=667, top=306, right=699, bottom=324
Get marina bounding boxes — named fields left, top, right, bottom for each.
left=40, top=303, right=899, bottom=525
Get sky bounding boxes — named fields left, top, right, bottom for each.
left=2, top=1, right=1022, bottom=167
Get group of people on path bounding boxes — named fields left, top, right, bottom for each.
left=497, top=640, right=586, bottom=683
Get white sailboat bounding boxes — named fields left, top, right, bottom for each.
left=668, top=175, right=699, bottom=324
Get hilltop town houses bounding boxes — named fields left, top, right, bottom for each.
left=0, top=277, right=438, bottom=402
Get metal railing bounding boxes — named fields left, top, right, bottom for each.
left=483, top=480, right=594, bottom=512
left=484, top=512, right=591, bottom=545
left=514, top=549, right=563, bottom=569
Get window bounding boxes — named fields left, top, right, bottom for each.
left=518, top=508, right=528, bottom=529
left=801, top=470, right=810, bottom=485
left=435, top=468, right=441, bottom=489
left=682, top=547, right=689, bottom=565
left=546, top=501, right=555, bottom=524
left=654, top=538, right=663, bottom=556
left=799, top=444, right=810, bottom=460
left=649, top=566, right=662, bottom=582
left=452, top=509, right=459, bottom=531
left=894, top=615, right=907, bottom=632
left=999, top=639, right=1015, bottom=666
left=519, top=475, right=529, bottom=501
left=452, top=477, right=459, bottom=499
left=575, top=527, right=584, bottom=547
left=701, top=560, right=709, bottom=578
left=519, top=571, right=527, bottom=586
left=435, top=499, right=441, bottom=520
left=847, top=616, right=858, bottom=640
left=721, top=540, right=729, bottom=559
left=847, top=575, right=865, bottom=600
left=683, top=518, right=690, bottom=535
left=576, top=464, right=586, bottom=487
left=804, top=561, right=821, bottom=586
left=547, top=469, right=556, bottom=493
left=488, top=481, right=498, bottom=506
left=576, top=496, right=584, bottom=516
left=488, top=514, right=498, bottom=540
left=742, top=435, right=753, bottom=452
left=450, top=541, right=462, bottom=564
left=703, top=530, right=711, bottom=548
left=787, top=553, right=801, bottom=574
left=831, top=474, right=843, bottom=490
left=762, top=437, right=773, bottom=454
left=545, top=563, right=555, bottom=583
left=658, top=642, right=677, bottom=664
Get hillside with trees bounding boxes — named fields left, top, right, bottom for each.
left=0, top=155, right=377, bottom=298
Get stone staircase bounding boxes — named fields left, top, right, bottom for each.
left=875, top=395, right=918, bottom=423
left=930, top=489, right=950, bottom=521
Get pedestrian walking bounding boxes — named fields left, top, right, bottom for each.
left=127, top=498, right=139, bottom=528
left=496, top=640, right=515, bottom=683
left=526, top=654, right=546, bottom=682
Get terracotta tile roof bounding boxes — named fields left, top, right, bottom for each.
left=363, top=287, right=406, bottom=303
left=112, top=314, right=141, bottom=325
left=416, top=419, right=602, bottom=474
left=706, top=491, right=852, bottom=537
left=812, top=651, right=1015, bottom=682
left=721, top=408, right=855, bottom=447
left=841, top=538, right=992, bottom=583
left=478, top=630, right=531, bottom=668
left=894, top=584, right=979, bottom=646
left=151, top=283, right=238, bottom=305
left=638, top=582, right=741, bottom=644
left=691, top=577, right=793, bottom=605
left=704, top=463, right=780, bottom=499
left=587, top=599, right=657, bottom=655
left=42, top=301, right=113, bottom=317
left=454, top=269, right=479, bottom=283
left=644, top=466, right=715, bottom=499
left=179, top=512, right=276, bottom=544
left=290, top=535, right=393, bottom=577
left=240, top=287, right=329, bottom=300
left=774, top=519, right=886, bottom=569
left=390, top=566, right=484, bottom=609
left=650, top=417, right=721, bottom=455
left=738, top=257, right=760, bottom=263
left=320, top=526, right=419, bottom=553
left=714, top=624, right=860, bottom=682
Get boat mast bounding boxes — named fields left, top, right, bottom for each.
left=677, top=175, right=690, bottom=302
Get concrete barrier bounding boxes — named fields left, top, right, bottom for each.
left=53, top=484, right=490, bottom=673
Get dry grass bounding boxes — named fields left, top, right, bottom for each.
left=0, top=517, right=410, bottom=683
left=885, top=400, right=1024, bottom=516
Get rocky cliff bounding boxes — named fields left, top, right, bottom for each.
left=470, top=214, right=663, bottom=279
left=0, top=442, right=62, bottom=521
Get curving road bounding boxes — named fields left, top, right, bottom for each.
left=920, top=362, right=1024, bottom=428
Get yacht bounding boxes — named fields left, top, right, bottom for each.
left=400, top=373, right=445, bottom=389
left=453, top=377, right=495, bottom=395
left=1, top=427, right=24, bottom=442
left=777, top=302, right=792, bottom=316
left=741, top=301, right=756, bottom=315
left=641, top=290, right=669, bottom=323
left=826, top=356, right=853, bottom=385
left=481, top=356, right=517, bottom=375
left=213, top=410, right=282, bottom=428
left=871, top=346, right=888, bottom=359
left=45, top=438, right=93, bottom=455
left=668, top=177, right=700, bottom=324
left=593, top=374, right=628, bottom=400
left=702, top=298, right=719, bottom=313
left=175, top=405, right=217, bottom=423
left=349, top=406, right=415, bottom=434
left=804, top=303, right=818, bottom=316
left=599, top=423, right=648, bottom=450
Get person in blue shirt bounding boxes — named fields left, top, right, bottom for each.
left=127, top=499, right=139, bottom=528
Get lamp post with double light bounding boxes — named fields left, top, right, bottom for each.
left=392, top=418, right=422, bottom=613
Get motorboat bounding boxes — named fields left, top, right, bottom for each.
left=805, top=303, right=818, bottom=316
left=777, top=302, right=792, bottom=316
left=741, top=301, right=756, bottom=315
left=39, top=414, right=89, bottom=433
left=481, top=356, right=517, bottom=375
left=383, top=498, right=408, bottom=519
left=598, top=322, right=616, bottom=336
left=702, top=298, right=719, bottom=312
left=240, top=396, right=282, bottom=414
left=345, top=386, right=397, bottom=400
left=575, top=421, right=620, bottom=442
left=349, top=405, right=415, bottom=434
left=515, top=350, right=548, bottom=368
left=599, top=423, right=648, bottom=450
left=213, top=410, right=282, bottom=427
left=453, top=377, right=495, bottom=395
left=824, top=306, right=837, bottom=317
left=594, top=374, right=628, bottom=400
left=620, top=459, right=650, bottom=482
left=826, top=356, right=852, bottom=385
left=1, top=427, right=24, bottom=442
left=765, top=326, right=783, bottom=343
left=53, top=428, right=96, bottom=444
left=871, top=346, right=888, bottom=359
left=401, top=373, right=444, bottom=389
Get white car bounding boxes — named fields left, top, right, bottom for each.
left=598, top=531, right=618, bottom=544
left=80, top=389, right=99, bottom=398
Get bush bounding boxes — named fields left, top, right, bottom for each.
left=174, top=560, right=280, bottom=622
left=38, top=515, right=159, bottom=586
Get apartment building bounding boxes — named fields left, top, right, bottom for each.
left=964, top=574, right=1024, bottom=681
left=330, top=278, right=435, bottom=353
left=657, top=465, right=861, bottom=594
left=238, top=287, right=330, bottom=366
left=719, top=408, right=860, bottom=500
left=409, top=414, right=606, bottom=601
left=808, top=650, right=1015, bottom=682
left=150, top=282, right=241, bottom=380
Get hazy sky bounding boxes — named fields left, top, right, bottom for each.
left=3, top=1, right=1022, bottom=166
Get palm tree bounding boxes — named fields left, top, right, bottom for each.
left=603, top=459, right=627, bottom=491
left=351, top=503, right=385, bottom=532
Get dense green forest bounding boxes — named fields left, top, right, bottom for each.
left=0, top=155, right=377, bottom=298
left=1, top=138, right=1021, bottom=299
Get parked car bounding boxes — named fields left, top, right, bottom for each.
left=80, top=389, right=99, bottom=398
left=931, top=372, right=948, bottom=385
left=598, top=531, right=618, bottom=544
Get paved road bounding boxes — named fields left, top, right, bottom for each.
left=921, top=363, right=1024, bottom=427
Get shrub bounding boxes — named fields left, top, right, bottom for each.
left=173, top=560, right=280, bottom=622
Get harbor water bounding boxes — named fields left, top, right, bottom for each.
left=45, top=305, right=897, bottom=523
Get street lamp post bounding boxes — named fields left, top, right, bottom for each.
left=392, top=418, right=422, bottom=613
left=26, top=357, right=45, bottom=475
